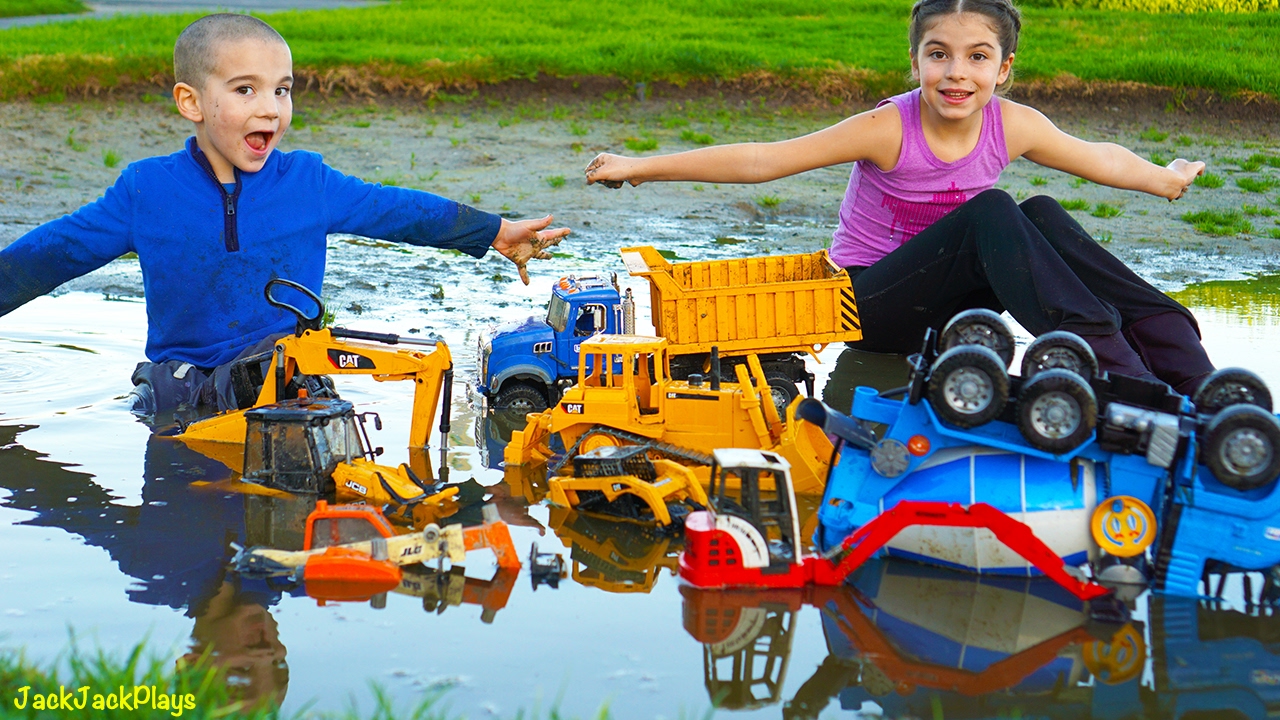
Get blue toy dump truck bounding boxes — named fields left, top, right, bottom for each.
left=476, top=246, right=862, bottom=415
left=808, top=308, right=1280, bottom=599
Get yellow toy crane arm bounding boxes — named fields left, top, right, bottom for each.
left=256, top=327, right=454, bottom=450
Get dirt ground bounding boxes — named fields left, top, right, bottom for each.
left=0, top=86, right=1277, bottom=300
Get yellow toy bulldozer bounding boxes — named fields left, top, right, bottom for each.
left=547, top=444, right=709, bottom=527
left=173, top=279, right=458, bottom=507
left=504, top=334, right=835, bottom=494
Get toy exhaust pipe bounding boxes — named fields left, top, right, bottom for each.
left=795, top=398, right=876, bottom=451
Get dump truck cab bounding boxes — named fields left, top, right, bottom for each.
left=478, top=274, right=625, bottom=411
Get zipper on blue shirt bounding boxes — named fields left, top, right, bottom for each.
left=190, top=145, right=242, bottom=252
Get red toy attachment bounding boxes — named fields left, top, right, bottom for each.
left=680, top=500, right=1110, bottom=602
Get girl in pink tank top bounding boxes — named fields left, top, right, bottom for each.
left=584, top=0, right=1215, bottom=394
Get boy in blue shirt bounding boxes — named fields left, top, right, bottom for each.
left=0, top=13, right=568, bottom=415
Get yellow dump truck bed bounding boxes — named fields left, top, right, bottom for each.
left=620, top=246, right=861, bottom=356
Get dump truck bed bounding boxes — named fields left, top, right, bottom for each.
left=620, top=246, right=861, bottom=356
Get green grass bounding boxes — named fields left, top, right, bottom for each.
left=1194, top=173, right=1224, bottom=188
left=101, top=148, right=121, bottom=168
left=1, top=1, right=1280, bottom=100
left=1238, top=176, right=1279, bottom=193
left=1243, top=203, right=1277, bottom=216
left=1182, top=209, right=1254, bottom=235
left=1138, top=125, right=1168, bottom=142
left=624, top=136, right=658, bottom=152
left=1059, top=198, right=1090, bottom=210
left=1269, top=228, right=1280, bottom=239
left=545, top=174, right=566, bottom=188
left=1175, top=135, right=1193, bottom=147
left=0, top=639, right=640, bottom=720
left=1029, top=176, right=1048, bottom=186
left=0, top=0, right=86, bottom=18
left=756, top=194, right=783, bottom=209
left=1149, top=152, right=1168, bottom=166
left=680, top=129, right=715, bottom=145
left=1091, top=202, right=1123, bottom=218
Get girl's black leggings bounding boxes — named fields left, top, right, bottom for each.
left=846, top=189, right=1198, bottom=354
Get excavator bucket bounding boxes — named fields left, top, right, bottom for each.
left=770, top=400, right=836, bottom=495
left=462, top=505, right=522, bottom=569
left=504, top=411, right=554, bottom=468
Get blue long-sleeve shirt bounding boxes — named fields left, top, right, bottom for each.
left=0, top=137, right=501, bottom=368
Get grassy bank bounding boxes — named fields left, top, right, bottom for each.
left=0, top=0, right=1276, bottom=100
left=0, top=0, right=85, bottom=19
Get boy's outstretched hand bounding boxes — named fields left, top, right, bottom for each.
left=492, top=215, right=570, bottom=285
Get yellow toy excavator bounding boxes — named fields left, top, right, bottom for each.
left=172, top=279, right=458, bottom=507
left=503, top=335, right=835, bottom=494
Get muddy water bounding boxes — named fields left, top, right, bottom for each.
left=4, top=210, right=1280, bottom=717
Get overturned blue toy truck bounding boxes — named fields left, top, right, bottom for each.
left=811, top=309, right=1280, bottom=599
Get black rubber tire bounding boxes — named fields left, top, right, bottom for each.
left=1194, top=367, right=1273, bottom=414
left=765, top=373, right=800, bottom=417
left=940, top=308, right=1016, bottom=369
left=494, top=382, right=549, bottom=413
left=927, top=345, right=1010, bottom=428
left=1021, top=331, right=1099, bottom=380
left=1016, top=369, right=1098, bottom=453
left=1203, top=404, right=1280, bottom=491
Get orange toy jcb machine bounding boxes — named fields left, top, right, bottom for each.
left=234, top=500, right=521, bottom=611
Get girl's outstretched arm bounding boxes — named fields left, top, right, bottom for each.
left=1003, top=100, right=1204, bottom=200
left=585, top=104, right=903, bottom=187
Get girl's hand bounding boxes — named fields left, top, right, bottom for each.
left=492, top=215, right=570, bottom=285
left=585, top=153, right=641, bottom=188
left=1166, top=158, right=1206, bottom=201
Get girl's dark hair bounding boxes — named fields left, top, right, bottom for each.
left=908, top=0, right=1022, bottom=62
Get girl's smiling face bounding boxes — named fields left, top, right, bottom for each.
left=911, top=12, right=1014, bottom=123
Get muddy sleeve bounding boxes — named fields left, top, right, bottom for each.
left=321, top=163, right=500, bottom=258
left=0, top=171, right=134, bottom=318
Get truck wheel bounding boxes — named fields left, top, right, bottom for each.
left=766, top=373, right=800, bottom=417
left=940, top=308, right=1015, bottom=369
left=1021, top=331, right=1098, bottom=380
left=1204, top=404, right=1280, bottom=491
left=927, top=345, right=1010, bottom=428
left=1193, top=367, right=1272, bottom=414
left=494, top=382, right=548, bottom=413
left=1017, top=369, right=1097, bottom=453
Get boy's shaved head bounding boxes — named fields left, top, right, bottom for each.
left=174, top=13, right=289, bottom=89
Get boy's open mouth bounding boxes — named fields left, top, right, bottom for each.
left=941, top=90, right=974, bottom=101
left=245, top=131, right=274, bottom=152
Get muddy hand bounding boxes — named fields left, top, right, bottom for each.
left=1167, top=158, right=1205, bottom=201
left=492, top=215, right=570, bottom=285
left=585, top=153, right=631, bottom=189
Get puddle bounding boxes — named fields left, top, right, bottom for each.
left=2, top=242, right=1280, bottom=717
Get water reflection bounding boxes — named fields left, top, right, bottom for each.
left=680, top=558, right=1280, bottom=719
left=1170, top=273, right=1280, bottom=321
left=0, top=425, right=301, bottom=710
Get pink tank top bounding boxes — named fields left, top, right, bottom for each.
left=830, top=88, right=1010, bottom=268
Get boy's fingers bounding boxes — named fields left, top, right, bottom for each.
left=518, top=263, right=531, bottom=285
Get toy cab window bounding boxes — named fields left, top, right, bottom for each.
left=575, top=304, right=606, bottom=337
left=547, top=295, right=570, bottom=333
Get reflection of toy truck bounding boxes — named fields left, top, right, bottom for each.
left=477, top=246, right=861, bottom=413
left=503, top=335, right=836, bottom=494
